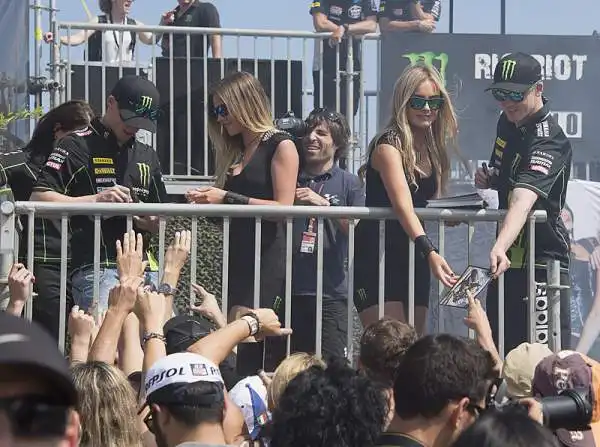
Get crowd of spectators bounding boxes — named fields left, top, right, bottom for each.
left=0, top=237, right=592, bottom=446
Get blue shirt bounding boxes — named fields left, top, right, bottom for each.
left=292, top=165, right=365, bottom=300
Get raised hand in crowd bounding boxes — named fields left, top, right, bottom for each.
left=164, top=230, right=192, bottom=273
left=134, top=285, right=168, bottom=372
left=68, top=305, right=95, bottom=364
left=187, top=294, right=292, bottom=366
left=5, top=263, right=34, bottom=316
left=88, top=276, right=144, bottom=363
left=191, top=283, right=227, bottom=329
left=185, top=186, right=227, bottom=204
left=295, top=187, right=330, bottom=206
left=464, top=292, right=503, bottom=373
left=95, top=184, right=132, bottom=203
left=116, top=229, right=147, bottom=281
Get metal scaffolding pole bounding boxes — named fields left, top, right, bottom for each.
left=33, top=0, right=43, bottom=110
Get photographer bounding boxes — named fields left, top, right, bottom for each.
left=532, top=351, right=600, bottom=446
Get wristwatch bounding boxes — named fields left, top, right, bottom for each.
left=157, top=283, right=179, bottom=296
left=241, top=312, right=260, bottom=337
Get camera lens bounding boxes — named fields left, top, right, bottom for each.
left=541, top=388, right=593, bottom=431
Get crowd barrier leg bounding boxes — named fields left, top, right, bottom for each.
left=0, top=201, right=16, bottom=310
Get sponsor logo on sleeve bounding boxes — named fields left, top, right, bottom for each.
left=528, top=150, right=553, bottom=175
left=46, top=161, right=61, bottom=170
left=348, top=4, right=362, bottom=19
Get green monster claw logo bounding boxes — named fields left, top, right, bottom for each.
left=137, top=162, right=150, bottom=188
left=501, top=59, right=517, bottom=80
left=402, top=51, right=449, bottom=85
left=136, top=95, right=153, bottom=114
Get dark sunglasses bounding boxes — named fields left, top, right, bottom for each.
left=408, top=95, right=444, bottom=110
left=212, top=103, right=229, bottom=118
left=125, top=99, right=161, bottom=121
left=144, top=410, right=156, bottom=434
left=0, top=395, right=70, bottom=438
left=491, top=84, right=536, bottom=102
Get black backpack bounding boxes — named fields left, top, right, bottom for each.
left=86, top=15, right=137, bottom=62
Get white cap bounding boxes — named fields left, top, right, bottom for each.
left=229, top=376, right=271, bottom=440
left=144, top=352, right=224, bottom=398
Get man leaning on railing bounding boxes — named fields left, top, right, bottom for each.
left=30, top=75, right=167, bottom=317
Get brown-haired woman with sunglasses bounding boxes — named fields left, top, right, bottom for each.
left=185, top=72, right=299, bottom=338
left=354, top=63, right=459, bottom=334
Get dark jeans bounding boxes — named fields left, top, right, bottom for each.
left=486, top=266, right=571, bottom=353
left=32, top=263, right=72, bottom=341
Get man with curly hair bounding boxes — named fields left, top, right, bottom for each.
left=270, top=357, right=388, bottom=447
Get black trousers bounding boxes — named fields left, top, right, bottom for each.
left=32, top=263, right=73, bottom=341
left=287, top=295, right=349, bottom=360
left=486, top=266, right=571, bottom=353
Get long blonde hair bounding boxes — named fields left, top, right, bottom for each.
left=268, top=353, right=325, bottom=410
left=71, top=361, right=142, bottom=447
left=359, top=63, right=459, bottom=194
left=208, top=71, right=276, bottom=187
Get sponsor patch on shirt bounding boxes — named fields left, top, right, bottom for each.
left=536, top=121, right=550, bottom=138
left=93, top=157, right=114, bottom=165
left=348, top=4, right=362, bottom=18
left=94, top=167, right=115, bottom=175
left=330, top=5, right=342, bottom=15
left=46, top=161, right=61, bottom=170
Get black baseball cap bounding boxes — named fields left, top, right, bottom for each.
left=163, top=314, right=240, bottom=390
left=0, top=313, right=77, bottom=406
left=110, top=75, right=160, bottom=132
left=486, top=52, right=542, bottom=93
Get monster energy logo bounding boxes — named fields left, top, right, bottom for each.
left=402, top=51, right=449, bottom=85
left=137, top=95, right=153, bottom=113
left=137, top=163, right=150, bottom=187
left=500, top=59, right=517, bottom=80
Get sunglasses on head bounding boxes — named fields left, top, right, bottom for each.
left=0, top=395, right=70, bottom=438
left=307, top=107, right=344, bottom=123
left=408, top=95, right=444, bottom=110
left=212, top=103, right=229, bottom=118
left=491, top=84, right=536, bottom=102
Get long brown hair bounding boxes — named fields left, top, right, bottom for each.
left=71, top=361, right=143, bottom=447
left=207, top=71, right=275, bottom=187
left=359, top=63, right=459, bottom=194
left=27, top=100, right=94, bottom=160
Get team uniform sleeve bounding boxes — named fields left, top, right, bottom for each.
left=514, top=137, right=571, bottom=199
left=148, top=150, right=168, bottom=204
left=33, top=136, right=88, bottom=194
left=310, top=0, right=327, bottom=15
left=200, top=2, right=221, bottom=27
left=347, top=174, right=366, bottom=207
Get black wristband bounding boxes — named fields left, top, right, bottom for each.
left=414, top=235, right=438, bottom=258
left=224, top=191, right=250, bottom=205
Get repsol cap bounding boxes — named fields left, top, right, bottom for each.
left=486, top=52, right=542, bottom=93
left=142, top=352, right=224, bottom=410
left=111, top=75, right=160, bottom=132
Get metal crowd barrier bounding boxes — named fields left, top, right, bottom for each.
left=50, top=22, right=379, bottom=182
left=0, top=201, right=557, bottom=359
